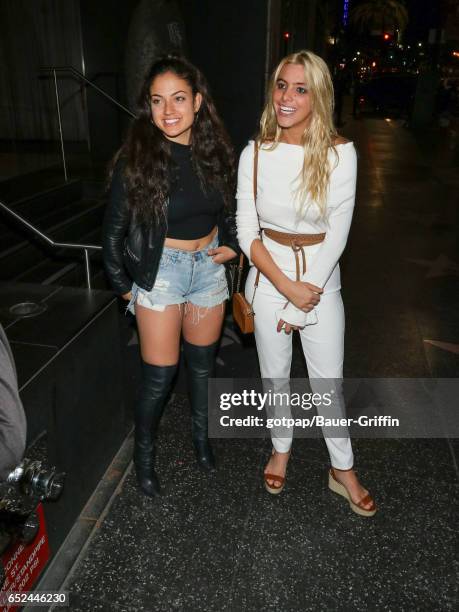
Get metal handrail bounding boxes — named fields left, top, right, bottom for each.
left=0, top=199, right=101, bottom=290
left=39, top=66, right=136, bottom=183
left=40, top=66, right=136, bottom=118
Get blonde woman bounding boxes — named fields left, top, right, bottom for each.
left=236, top=50, right=376, bottom=516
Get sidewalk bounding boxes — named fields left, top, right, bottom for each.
left=411, top=116, right=459, bottom=173
left=46, top=111, right=458, bottom=612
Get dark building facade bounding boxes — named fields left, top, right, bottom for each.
left=0, top=0, right=339, bottom=164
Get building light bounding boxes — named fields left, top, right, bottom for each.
left=418, top=42, right=422, bottom=47
left=371, top=61, right=377, bottom=68
left=383, top=33, right=390, bottom=41
left=284, top=32, right=290, bottom=40
left=453, top=51, right=459, bottom=58
left=342, top=0, right=350, bottom=26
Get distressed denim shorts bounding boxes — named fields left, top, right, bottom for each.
left=127, top=232, right=228, bottom=316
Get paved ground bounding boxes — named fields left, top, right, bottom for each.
left=58, top=110, right=458, bottom=611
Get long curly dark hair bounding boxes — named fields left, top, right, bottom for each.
left=109, top=54, right=235, bottom=225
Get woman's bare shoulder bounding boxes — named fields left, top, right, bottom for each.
left=333, top=135, right=351, bottom=146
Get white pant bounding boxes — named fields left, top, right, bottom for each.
left=245, top=266, right=354, bottom=469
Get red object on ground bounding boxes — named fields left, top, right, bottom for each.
left=0, top=503, right=50, bottom=612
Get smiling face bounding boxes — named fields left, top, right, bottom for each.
left=149, top=71, right=202, bottom=145
left=272, top=63, right=312, bottom=142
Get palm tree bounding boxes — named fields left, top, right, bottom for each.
left=350, top=0, right=409, bottom=36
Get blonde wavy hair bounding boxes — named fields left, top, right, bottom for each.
left=259, top=50, right=338, bottom=219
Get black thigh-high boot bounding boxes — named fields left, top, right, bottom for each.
left=183, top=339, right=219, bottom=471
left=134, top=362, right=177, bottom=496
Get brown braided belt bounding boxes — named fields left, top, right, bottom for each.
left=263, top=228, right=326, bottom=280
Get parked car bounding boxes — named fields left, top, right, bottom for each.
left=355, top=74, right=417, bottom=118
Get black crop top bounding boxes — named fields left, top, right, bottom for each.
left=167, top=141, right=224, bottom=239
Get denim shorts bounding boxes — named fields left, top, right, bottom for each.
left=127, top=232, right=228, bottom=315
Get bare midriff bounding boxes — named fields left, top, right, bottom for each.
left=164, top=225, right=217, bottom=251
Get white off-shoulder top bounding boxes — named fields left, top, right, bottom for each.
left=236, top=140, right=357, bottom=327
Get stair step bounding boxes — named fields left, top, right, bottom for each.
left=0, top=180, right=82, bottom=235
left=0, top=197, right=101, bottom=252
left=14, top=226, right=104, bottom=287
left=0, top=166, right=69, bottom=202
left=0, top=203, right=105, bottom=281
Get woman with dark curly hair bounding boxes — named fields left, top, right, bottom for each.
left=103, top=55, right=239, bottom=497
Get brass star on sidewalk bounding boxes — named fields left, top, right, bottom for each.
left=424, top=340, right=459, bottom=355
left=407, top=254, right=459, bottom=278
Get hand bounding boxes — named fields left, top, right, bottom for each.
left=282, top=279, right=323, bottom=311
left=121, top=291, right=132, bottom=301
left=207, top=246, right=238, bottom=264
left=276, top=320, right=300, bottom=334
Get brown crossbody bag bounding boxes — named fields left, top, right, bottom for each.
left=232, top=143, right=261, bottom=334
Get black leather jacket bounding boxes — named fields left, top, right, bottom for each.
left=102, top=162, right=240, bottom=296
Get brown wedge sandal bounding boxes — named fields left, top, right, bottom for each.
left=328, top=467, right=377, bottom=517
left=264, top=472, right=285, bottom=495
left=264, top=449, right=290, bottom=495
